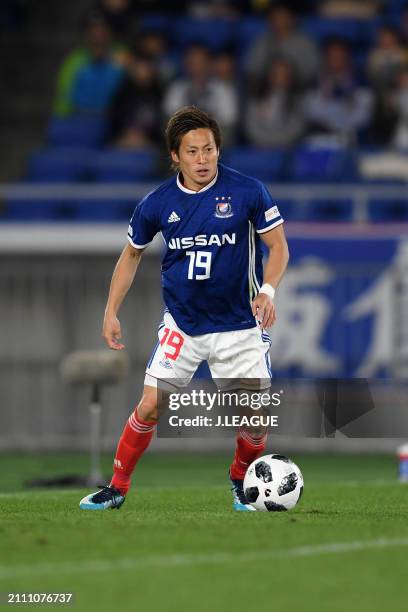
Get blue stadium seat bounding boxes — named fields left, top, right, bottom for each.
left=352, top=50, right=371, bottom=83
left=172, top=18, right=234, bottom=52
left=384, top=0, right=408, bottom=16
left=368, top=199, right=408, bottom=222
left=26, top=148, right=92, bottom=183
left=302, top=17, right=380, bottom=50
left=358, top=18, right=382, bottom=48
left=307, top=198, right=354, bottom=222
left=139, top=13, right=173, bottom=32
left=92, top=150, right=158, bottom=182
left=301, top=17, right=362, bottom=46
left=47, top=116, right=106, bottom=148
left=290, top=147, right=356, bottom=182
left=276, top=199, right=303, bottom=222
left=4, top=198, right=70, bottom=220
left=236, top=17, right=267, bottom=59
left=222, top=148, right=287, bottom=182
left=3, top=196, right=137, bottom=222
left=74, top=199, right=136, bottom=221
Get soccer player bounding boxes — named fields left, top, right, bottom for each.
left=79, top=106, right=289, bottom=512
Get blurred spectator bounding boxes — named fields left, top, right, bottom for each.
left=246, top=3, right=320, bottom=90
left=367, top=26, right=406, bottom=90
left=93, top=0, right=138, bottom=43
left=368, top=88, right=399, bottom=146
left=317, top=0, right=383, bottom=18
left=392, top=66, right=408, bottom=149
left=136, top=30, right=177, bottom=86
left=187, top=1, right=241, bottom=19
left=245, top=57, right=305, bottom=148
left=106, top=53, right=163, bottom=148
left=213, top=50, right=237, bottom=84
left=54, top=13, right=124, bottom=116
left=304, top=39, right=373, bottom=146
left=163, top=44, right=238, bottom=145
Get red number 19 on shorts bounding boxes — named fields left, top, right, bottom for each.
left=160, top=327, right=184, bottom=360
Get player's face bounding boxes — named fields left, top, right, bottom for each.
left=172, top=128, right=219, bottom=191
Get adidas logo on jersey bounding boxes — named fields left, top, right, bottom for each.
left=168, top=211, right=180, bottom=223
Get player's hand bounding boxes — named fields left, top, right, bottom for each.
left=251, top=293, right=276, bottom=329
left=102, top=314, right=125, bottom=350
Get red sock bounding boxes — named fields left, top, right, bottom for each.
left=230, top=429, right=267, bottom=481
left=110, top=408, right=156, bottom=495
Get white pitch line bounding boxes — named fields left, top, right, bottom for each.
left=0, top=538, right=407, bottom=580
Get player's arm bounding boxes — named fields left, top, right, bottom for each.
left=102, top=242, right=144, bottom=350
left=252, top=224, right=289, bottom=329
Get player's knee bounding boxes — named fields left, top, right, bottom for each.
left=239, top=414, right=267, bottom=438
left=243, top=426, right=268, bottom=440
left=137, top=392, right=159, bottom=422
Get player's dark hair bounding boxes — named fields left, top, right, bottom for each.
left=165, top=106, right=222, bottom=163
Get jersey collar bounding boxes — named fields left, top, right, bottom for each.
left=176, top=169, right=218, bottom=194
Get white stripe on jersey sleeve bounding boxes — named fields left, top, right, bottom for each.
left=256, top=218, right=284, bottom=234
left=250, top=222, right=261, bottom=293
left=248, top=222, right=255, bottom=303
left=127, top=234, right=152, bottom=249
left=248, top=221, right=261, bottom=302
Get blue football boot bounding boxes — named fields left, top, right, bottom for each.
left=229, top=471, right=256, bottom=512
left=79, top=485, right=125, bottom=510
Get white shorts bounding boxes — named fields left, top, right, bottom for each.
left=144, top=311, right=272, bottom=389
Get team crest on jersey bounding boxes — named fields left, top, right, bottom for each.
left=159, top=358, right=173, bottom=369
left=215, top=196, right=233, bottom=218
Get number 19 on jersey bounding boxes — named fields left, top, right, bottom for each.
left=186, top=251, right=212, bottom=280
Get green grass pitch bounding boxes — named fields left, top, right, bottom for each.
left=0, top=452, right=407, bottom=612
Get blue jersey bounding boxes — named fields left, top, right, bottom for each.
left=128, top=163, right=283, bottom=336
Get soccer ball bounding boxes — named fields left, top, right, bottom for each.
left=243, top=454, right=304, bottom=512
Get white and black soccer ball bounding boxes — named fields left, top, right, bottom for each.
left=243, top=454, right=304, bottom=512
